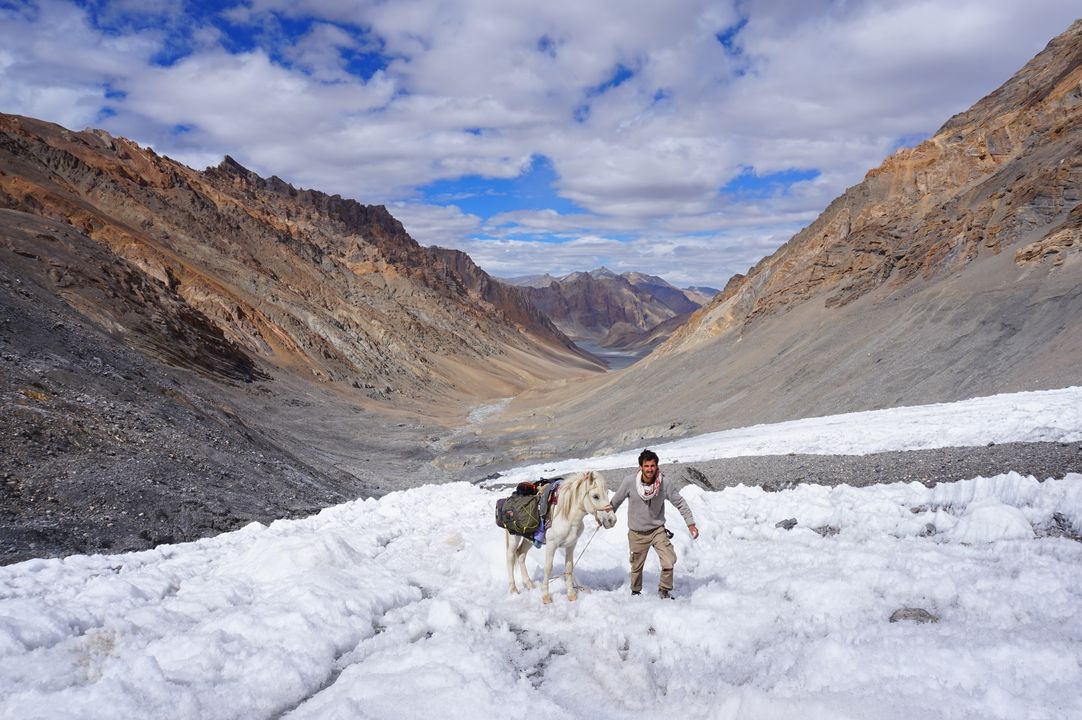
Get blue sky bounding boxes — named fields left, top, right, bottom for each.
left=420, top=156, right=588, bottom=220
left=1, top=1, right=1078, bottom=288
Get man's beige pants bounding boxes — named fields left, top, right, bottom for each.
left=628, top=526, right=677, bottom=592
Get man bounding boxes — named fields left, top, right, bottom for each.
left=610, top=449, right=699, bottom=599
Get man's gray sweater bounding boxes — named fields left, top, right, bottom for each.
left=610, top=473, right=695, bottom=533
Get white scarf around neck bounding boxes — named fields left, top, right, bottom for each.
left=636, top=470, right=662, bottom=501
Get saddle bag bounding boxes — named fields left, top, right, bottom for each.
left=495, top=492, right=543, bottom=538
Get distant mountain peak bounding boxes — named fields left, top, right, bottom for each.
left=622, top=270, right=669, bottom=285
left=499, top=272, right=560, bottom=288
left=517, top=265, right=706, bottom=355
left=215, top=155, right=255, bottom=176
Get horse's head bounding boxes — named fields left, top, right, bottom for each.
left=583, top=471, right=617, bottom=529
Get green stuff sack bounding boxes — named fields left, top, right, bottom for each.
left=495, top=493, right=542, bottom=538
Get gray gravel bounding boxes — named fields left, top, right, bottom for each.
left=632, top=441, right=1082, bottom=492
left=0, top=254, right=445, bottom=567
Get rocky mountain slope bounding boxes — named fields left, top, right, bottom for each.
left=464, top=19, right=1082, bottom=466
left=0, top=226, right=355, bottom=560
left=682, top=285, right=721, bottom=305
left=0, top=113, right=603, bottom=562
left=0, top=115, right=600, bottom=404
left=505, top=267, right=709, bottom=352
left=425, top=246, right=595, bottom=362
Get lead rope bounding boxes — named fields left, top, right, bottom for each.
left=567, top=523, right=602, bottom=593
left=574, top=521, right=602, bottom=566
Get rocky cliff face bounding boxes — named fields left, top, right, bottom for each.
left=666, top=19, right=1082, bottom=352
left=682, top=286, right=721, bottom=305
left=0, top=114, right=599, bottom=405
left=425, top=246, right=591, bottom=358
left=463, top=20, right=1082, bottom=464
left=509, top=267, right=705, bottom=349
left=623, top=272, right=704, bottom=315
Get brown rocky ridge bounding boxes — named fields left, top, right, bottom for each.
left=0, top=113, right=603, bottom=562
left=0, top=115, right=602, bottom=405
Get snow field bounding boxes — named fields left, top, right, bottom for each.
left=1, top=469, right=1080, bottom=719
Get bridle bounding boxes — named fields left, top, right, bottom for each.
left=587, top=485, right=615, bottom=525
left=558, top=473, right=613, bottom=526
left=572, top=476, right=616, bottom=570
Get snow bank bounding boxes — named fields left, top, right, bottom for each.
left=2, top=471, right=1080, bottom=719
left=493, top=385, right=1082, bottom=484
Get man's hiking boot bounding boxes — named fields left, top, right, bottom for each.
left=631, top=590, right=641, bottom=596
left=658, top=589, right=673, bottom=600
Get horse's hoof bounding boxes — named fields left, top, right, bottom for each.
left=542, top=595, right=552, bottom=605
left=568, top=592, right=577, bottom=602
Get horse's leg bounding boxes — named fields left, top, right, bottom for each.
left=541, top=542, right=557, bottom=604
left=564, top=543, right=577, bottom=602
left=516, top=544, right=534, bottom=591
left=505, top=531, right=520, bottom=594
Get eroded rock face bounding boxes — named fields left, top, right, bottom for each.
left=510, top=268, right=706, bottom=349
left=1, top=211, right=264, bottom=384
left=1014, top=222, right=1080, bottom=266
left=667, top=19, right=1082, bottom=352
left=0, top=114, right=600, bottom=404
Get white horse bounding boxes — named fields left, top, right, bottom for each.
left=505, top=470, right=617, bottom=604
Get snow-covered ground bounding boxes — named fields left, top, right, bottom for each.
left=493, top=385, right=1082, bottom=484
left=2, top=388, right=1081, bottom=719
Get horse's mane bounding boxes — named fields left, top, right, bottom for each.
left=551, top=471, right=604, bottom=522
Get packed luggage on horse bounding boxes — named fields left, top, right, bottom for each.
left=496, top=471, right=616, bottom=604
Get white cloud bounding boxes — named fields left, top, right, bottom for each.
left=390, top=202, right=484, bottom=248
left=282, top=22, right=364, bottom=82
left=1, top=0, right=1078, bottom=287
